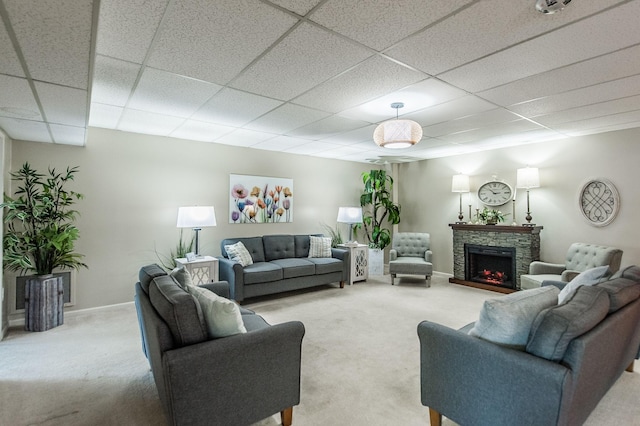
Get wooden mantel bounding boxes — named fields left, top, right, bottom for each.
left=449, top=224, right=543, bottom=292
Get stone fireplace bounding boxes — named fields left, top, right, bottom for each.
left=449, top=224, right=542, bottom=292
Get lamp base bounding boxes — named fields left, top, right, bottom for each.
left=522, top=223, right=536, bottom=227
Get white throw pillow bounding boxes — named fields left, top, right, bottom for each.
left=224, top=241, right=253, bottom=266
left=186, top=285, right=247, bottom=338
left=170, top=267, right=193, bottom=288
left=309, top=236, right=332, bottom=258
left=558, top=265, right=611, bottom=304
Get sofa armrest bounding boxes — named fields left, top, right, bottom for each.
left=541, top=280, right=567, bottom=290
left=199, top=281, right=231, bottom=298
left=217, top=257, right=246, bottom=301
left=417, top=320, right=571, bottom=426
left=162, top=321, right=305, bottom=425
left=331, top=247, right=350, bottom=282
left=389, top=249, right=398, bottom=261
left=425, top=250, right=433, bottom=263
left=529, top=261, right=566, bottom=275
left=561, top=270, right=581, bottom=282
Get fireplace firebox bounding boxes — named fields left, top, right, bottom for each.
left=464, top=244, right=517, bottom=290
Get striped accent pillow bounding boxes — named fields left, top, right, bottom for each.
left=308, top=236, right=332, bottom=258
left=224, top=241, right=253, bottom=266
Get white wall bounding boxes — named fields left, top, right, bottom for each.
left=7, top=127, right=376, bottom=315
left=399, top=128, right=640, bottom=274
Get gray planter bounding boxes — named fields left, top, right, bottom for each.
left=25, top=275, right=64, bottom=331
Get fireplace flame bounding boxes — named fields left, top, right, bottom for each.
left=477, top=270, right=507, bottom=285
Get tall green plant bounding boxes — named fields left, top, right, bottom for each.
left=359, top=169, right=400, bottom=250
left=1, top=162, right=87, bottom=275
left=155, top=229, right=195, bottom=271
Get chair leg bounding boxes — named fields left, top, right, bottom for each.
left=426, top=275, right=431, bottom=288
left=627, top=360, right=635, bottom=372
left=429, top=408, right=442, bottom=426
left=391, top=274, right=395, bottom=285
left=281, top=407, right=293, bottom=426
left=340, top=280, right=345, bottom=288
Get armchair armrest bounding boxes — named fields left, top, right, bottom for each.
left=529, top=261, right=566, bottom=275
left=561, top=270, right=581, bottom=282
left=425, top=250, right=433, bottom=263
left=163, top=321, right=305, bottom=425
left=389, top=249, right=398, bottom=261
left=417, top=320, right=571, bottom=426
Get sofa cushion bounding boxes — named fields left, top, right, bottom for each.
left=139, top=264, right=167, bottom=294
left=271, top=258, right=316, bottom=279
left=243, top=262, right=283, bottom=285
left=596, top=278, right=640, bottom=313
left=309, top=236, right=332, bottom=258
left=225, top=241, right=254, bottom=266
left=149, top=276, right=207, bottom=347
left=308, top=257, right=344, bottom=274
left=263, top=234, right=295, bottom=261
left=468, top=286, right=559, bottom=349
left=221, top=237, right=265, bottom=263
left=294, top=234, right=323, bottom=258
left=170, top=267, right=193, bottom=288
left=186, top=285, right=247, bottom=338
left=527, top=285, right=610, bottom=362
left=611, top=265, right=640, bottom=281
left=242, top=313, right=271, bottom=332
left=558, top=265, right=611, bottom=304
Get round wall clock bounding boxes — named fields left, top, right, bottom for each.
left=579, top=178, right=620, bottom=227
left=477, top=180, right=513, bottom=207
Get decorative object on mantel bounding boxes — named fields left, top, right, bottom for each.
left=336, top=206, right=363, bottom=244
left=517, top=166, right=540, bottom=226
left=478, top=207, right=509, bottom=225
left=373, top=102, right=423, bottom=149
left=511, top=186, right=518, bottom=226
left=477, top=177, right=512, bottom=207
left=451, top=174, right=470, bottom=224
left=579, top=178, right=620, bottom=227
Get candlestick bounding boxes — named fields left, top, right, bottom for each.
left=467, top=204, right=473, bottom=224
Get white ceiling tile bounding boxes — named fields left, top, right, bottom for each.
left=170, top=119, right=235, bottom=142
left=436, top=120, right=543, bottom=144
left=284, top=141, right=343, bottom=155
left=147, top=0, right=297, bottom=84
left=0, top=18, right=24, bottom=77
left=439, top=1, right=640, bottom=92
left=287, top=115, right=370, bottom=139
left=231, top=22, right=373, bottom=100
left=49, top=124, right=86, bottom=146
left=244, top=103, right=329, bottom=134
left=35, top=82, right=87, bottom=127
left=191, top=88, right=283, bottom=127
left=531, top=95, right=640, bottom=127
left=0, top=117, right=51, bottom=142
left=269, top=0, right=321, bottom=16
left=91, top=56, right=140, bottom=106
left=4, top=0, right=94, bottom=89
left=214, top=128, right=277, bottom=147
left=479, top=44, right=640, bottom=107
left=320, top=125, right=377, bottom=145
left=404, top=96, right=497, bottom=127
left=422, top=109, right=522, bottom=137
left=118, top=109, right=185, bottom=136
left=89, top=103, right=123, bottom=128
left=252, top=135, right=311, bottom=151
left=96, top=0, right=169, bottom=63
left=0, top=75, right=41, bottom=120
left=312, top=144, right=369, bottom=159
left=560, top=121, right=640, bottom=137
left=128, top=68, right=222, bottom=118
left=311, top=0, right=473, bottom=51
left=294, top=56, right=426, bottom=113
left=551, top=110, right=640, bottom=135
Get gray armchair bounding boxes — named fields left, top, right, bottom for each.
left=134, top=264, right=305, bottom=426
left=389, top=232, right=433, bottom=286
left=520, top=242, right=623, bottom=290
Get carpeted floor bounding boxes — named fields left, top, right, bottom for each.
left=1, top=273, right=638, bottom=426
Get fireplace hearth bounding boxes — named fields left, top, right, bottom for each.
left=465, top=244, right=516, bottom=290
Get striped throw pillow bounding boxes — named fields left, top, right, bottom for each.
left=224, top=241, right=253, bottom=266
left=308, top=236, right=332, bottom=258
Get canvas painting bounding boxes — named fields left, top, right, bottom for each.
left=229, top=174, right=293, bottom=224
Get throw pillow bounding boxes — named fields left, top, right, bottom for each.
left=557, top=265, right=611, bottom=304
left=526, top=285, right=610, bottom=361
left=170, top=267, right=193, bottom=288
left=186, top=285, right=247, bottom=338
left=224, top=241, right=253, bottom=267
left=468, top=286, right=559, bottom=349
left=308, top=236, right=332, bottom=258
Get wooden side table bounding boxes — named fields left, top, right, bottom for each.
left=175, top=256, right=219, bottom=285
left=338, top=243, right=368, bottom=285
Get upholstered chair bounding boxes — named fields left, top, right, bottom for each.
left=389, top=232, right=433, bottom=286
left=520, top=242, right=623, bottom=290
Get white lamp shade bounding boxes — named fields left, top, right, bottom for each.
left=337, top=207, right=363, bottom=224
left=176, top=206, right=217, bottom=228
left=516, top=167, right=540, bottom=189
left=451, top=174, right=470, bottom=193
left=373, top=119, right=423, bottom=149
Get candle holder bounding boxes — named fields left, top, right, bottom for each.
left=467, top=204, right=473, bottom=224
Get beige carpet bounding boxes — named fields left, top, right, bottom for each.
left=1, top=273, right=638, bottom=426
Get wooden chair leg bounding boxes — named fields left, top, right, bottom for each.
left=340, top=280, right=345, bottom=288
left=429, top=408, right=442, bottom=426
left=391, top=274, right=395, bottom=285
left=626, top=360, right=635, bottom=372
left=281, top=407, right=293, bottom=426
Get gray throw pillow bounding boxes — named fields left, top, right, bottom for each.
left=596, top=278, right=640, bottom=313
left=526, top=286, right=610, bottom=362
left=557, top=265, right=611, bottom=304
left=468, top=286, right=559, bottom=349
left=170, top=267, right=193, bottom=288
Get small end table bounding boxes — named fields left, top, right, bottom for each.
left=338, top=243, right=368, bottom=285
left=175, top=255, right=219, bottom=285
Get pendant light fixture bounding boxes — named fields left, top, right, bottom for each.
left=373, top=102, right=423, bottom=149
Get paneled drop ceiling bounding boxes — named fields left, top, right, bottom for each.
left=1, top=0, right=639, bottom=163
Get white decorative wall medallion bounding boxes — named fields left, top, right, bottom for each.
left=578, top=178, right=620, bottom=227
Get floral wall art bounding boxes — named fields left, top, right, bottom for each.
left=229, top=174, right=293, bottom=224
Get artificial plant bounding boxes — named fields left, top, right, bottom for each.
left=359, top=169, right=401, bottom=250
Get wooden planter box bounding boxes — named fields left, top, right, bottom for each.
left=25, top=275, right=64, bottom=332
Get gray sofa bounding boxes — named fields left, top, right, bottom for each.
left=134, top=264, right=305, bottom=426
left=218, top=234, right=349, bottom=302
left=418, top=265, right=640, bottom=426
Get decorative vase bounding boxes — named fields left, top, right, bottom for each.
left=24, top=275, right=64, bottom=332
left=368, top=248, right=384, bottom=276
left=486, top=219, right=498, bottom=225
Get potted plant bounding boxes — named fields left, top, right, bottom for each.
left=478, top=207, right=508, bottom=225
left=1, top=162, right=86, bottom=331
left=359, top=170, right=401, bottom=275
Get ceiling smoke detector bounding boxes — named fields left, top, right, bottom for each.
left=536, top=0, right=571, bottom=14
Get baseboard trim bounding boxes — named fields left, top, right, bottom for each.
left=8, top=301, right=135, bottom=328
